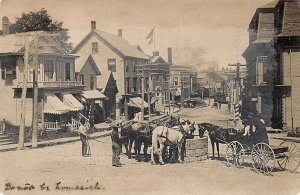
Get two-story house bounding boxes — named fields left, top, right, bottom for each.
left=0, top=29, right=84, bottom=130
left=71, top=21, right=149, bottom=119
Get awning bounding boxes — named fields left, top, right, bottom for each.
left=44, top=92, right=69, bottom=114
left=62, top=92, right=84, bottom=111
left=82, top=90, right=108, bottom=100
left=129, top=97, right=148, bottom=108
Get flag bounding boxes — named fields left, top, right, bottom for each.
left=148, top=36, right=153, bottom=45
left=145, top=29, right=154, bottom=40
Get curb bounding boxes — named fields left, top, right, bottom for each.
left=0, top=130, right=111, bottom=153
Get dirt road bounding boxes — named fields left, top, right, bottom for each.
left=0, top=106, right=299, bottom=195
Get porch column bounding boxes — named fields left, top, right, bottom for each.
left=90, top=100, right=95, bottom=128
left=116, top=100, right=121, bottom=120
left=124, top=97, right=128, bottom=120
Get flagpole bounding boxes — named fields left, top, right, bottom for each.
left=154, top=27, right=156, bottom=52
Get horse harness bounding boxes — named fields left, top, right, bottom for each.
left=157, top=124, right=187, bottom=148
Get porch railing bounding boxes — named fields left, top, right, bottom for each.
left=44, top=120, right=61, bottom=130
left=16, top=80, right=83, bottom=88
left=69, top=117, right=90, bottom=131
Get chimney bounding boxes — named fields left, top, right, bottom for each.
left=2, top=16, right=9, bottom=35
left=91, top=21, right=96, bottom=31
left=118, top=29, right=122, bottom=37
left=168, top=47, right=172, bottom=64
left=153, top=51, right=159, bottom=56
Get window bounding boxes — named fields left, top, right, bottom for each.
left=92, top=42, right=99, bottom=53
left=44, top=60, right=54, bottom=81
left=256, top=57, right=268, bottom=85
left=126, top=78, right=130, bottom=94
left=90, top=75, right=95, bottom=89
left=133, top=78, right=137, bottom=92
left=80, top=75, right=84, bottom=85
left=108, top=59, right=116, bottom=72
left=1, top=61, right=16, bottom=80
left=174, top=76, right=179, bottom=86
left=65, top=63, right=71, bottom=81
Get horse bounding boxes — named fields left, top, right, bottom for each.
left=131, top=116, right=179, bottom=162
left=197, top=123, right=231, bottom=160
left=133, top=122, right=157, bottom=162
left=198, top=119, right=269, bottom=160
left=150, top=120, right=195, bottom=165
left=118, top=120, right=144, bottom=160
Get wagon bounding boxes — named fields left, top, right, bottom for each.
left=225, top=140, right=300, bottom=174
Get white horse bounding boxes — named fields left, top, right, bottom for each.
left=150, top=121, right=194, bottom=164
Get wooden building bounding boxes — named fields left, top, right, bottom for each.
left=243, top=0, right=300, bottom=130
left=71, top=21, right=148, bottom=119
left=0, top=30, right=84, bottom=130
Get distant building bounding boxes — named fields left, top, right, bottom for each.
left=243, top=0, right=300, bottom=130
left=136, top=50, right=170, bottom=113
left=169, top=65, right=191, bottom=103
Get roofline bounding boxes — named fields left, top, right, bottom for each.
left=0, top=52, right=79, bottom=58
left=71, top=31, right=94, bottom=54
left=71, top=30, right=149, bottom=60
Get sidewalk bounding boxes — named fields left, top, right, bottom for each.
left=0, top=129, right=112, bottom=153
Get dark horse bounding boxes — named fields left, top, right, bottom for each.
left=198, top=118, right=269, bottom=160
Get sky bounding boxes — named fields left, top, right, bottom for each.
left=0, top=0, right=272, bottom=71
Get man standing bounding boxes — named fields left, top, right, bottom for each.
left=111, top=122, right=122, bottom=167
left=78, top=118, right=91, bottom=157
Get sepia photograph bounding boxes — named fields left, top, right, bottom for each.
left=0, top=0, right=299, bottom=194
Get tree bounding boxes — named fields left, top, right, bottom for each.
left=9, top=8, right=72, bottom=53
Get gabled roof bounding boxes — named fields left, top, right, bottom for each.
left=97, top=72, right=118, bottom=94
left=0, top=32, right=32, bottom=53
left=79, top=54, right=101, bottom=75
left=71, top=30, right=149, bottom=59
left=0, top=31, right=69, bottom=55
left=277, top=2, right=300, bottom=37
left=149, top=55, right=167, bottom=64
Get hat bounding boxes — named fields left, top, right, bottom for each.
left=111, top=120, right=123, bottom=128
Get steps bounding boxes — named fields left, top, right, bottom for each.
left=0, top=131, right=13, bottom=145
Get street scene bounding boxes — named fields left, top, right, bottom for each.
left=0, top=0, right=300, bottom=194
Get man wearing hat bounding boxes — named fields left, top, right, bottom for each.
left=78, top=118, right=91, bottom=157
left=111, top=121, right=123, bottom=167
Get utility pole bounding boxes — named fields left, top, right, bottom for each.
left=147, top=76, right=151, bottom=121
left=141, top=77, right=144, bottom=122
left=180, top=74, right=183, bottom=109
left=172, top=73, right=175, bottom=113
left=18, top=36, right=30, bottom=149
left=228, top=62, right=246, bottom=120
left=31, top=32, right=39, bottom=148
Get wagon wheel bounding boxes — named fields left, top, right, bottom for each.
left=277, top=141, right=300, bottom=172
left=226, top=141, right=245, bottom=168
left=251, top=143, right=275, bottom=175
